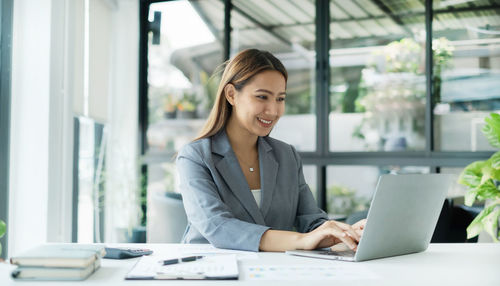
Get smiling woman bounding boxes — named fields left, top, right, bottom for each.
left=176, top=49, right=366, bottom=252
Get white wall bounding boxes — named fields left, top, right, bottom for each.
left=9, top=0, right=52, bottom=256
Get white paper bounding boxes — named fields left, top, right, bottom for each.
left=176, top=244, right=258, bottom=260
left=126, top=254, right=239, bottom=280
left=243, top=264, right=379, bottom=280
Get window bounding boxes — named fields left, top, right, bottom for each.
left=0, top=0, right=13, bottom=259
left=432, top=0, right=500, bottom=151
left=142, top=0, right=224, bottom=236
left=329, top=0, right=427, bottom=152
left=139, top=0, right=497, bottom=231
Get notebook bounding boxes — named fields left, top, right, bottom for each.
left=287, top=174, right=454, bottom=262
left=11, top=258, right=101, bottom=281
left=10, top=243, right=105, bottom=268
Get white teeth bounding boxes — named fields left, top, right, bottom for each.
left=258, top=118, right=272, bottom=124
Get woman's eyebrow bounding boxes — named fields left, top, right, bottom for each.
left=254, top=89, right=287, bottom=96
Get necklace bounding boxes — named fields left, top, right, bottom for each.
left=235, top=153, right=258, bottom=172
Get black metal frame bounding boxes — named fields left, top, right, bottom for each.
left=0, top=0, right=13, bottom=260
left=315, top=0, right=330, bottom=209
left=138, top=0, right=495, bottom=212
left=139, top=0, right=151, bottom=217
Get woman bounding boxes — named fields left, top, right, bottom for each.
left=176, top=49, right=365, bottom=252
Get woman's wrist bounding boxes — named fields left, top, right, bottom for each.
left=295, top=232, right=307, bottom=250
left=259, top=229, right=307, bottom=252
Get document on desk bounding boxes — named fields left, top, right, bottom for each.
left=125, top=254, right=239, bottom=280
left=176, top=244, right=258, bottom=260
left=244, top=264, right=379, bottom=280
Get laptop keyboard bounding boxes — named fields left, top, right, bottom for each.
left=318, top=250, right=355, bottom=257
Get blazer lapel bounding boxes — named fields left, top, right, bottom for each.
left=212, top=130, right=266, bottom=225
left=258, top=137, right=278, bottom=219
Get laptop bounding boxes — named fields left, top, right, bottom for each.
left=286, top=174, right=454, bottom=262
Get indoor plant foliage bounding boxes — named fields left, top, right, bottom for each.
left=0, top=219, right=5, bottom=256
left=458, top=113, right=500, bottom=242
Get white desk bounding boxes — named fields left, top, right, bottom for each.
left=1, top=243, right=499, bottom=286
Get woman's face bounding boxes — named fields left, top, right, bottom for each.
left=226, top=70, right=286, bottom=137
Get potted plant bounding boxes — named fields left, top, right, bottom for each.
left=176, top=93, right=198, bottom=119
left=432, top=37, right=454, bottom=107
left=163, top=94, right=177, bottom=119
left=458, top=113, right=500, bottom=242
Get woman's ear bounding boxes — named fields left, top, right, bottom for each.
left=224, top=84, right=236, bottom=106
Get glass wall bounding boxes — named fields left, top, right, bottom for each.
left=145, top=0, right=224, bottom=200
left=139, top=0, right=498, bottom=238
left=231, top=0, right=317, bottom=151
left=329, top=0, right=427, bottom=152
left=432, top=0, right=500, bottom=151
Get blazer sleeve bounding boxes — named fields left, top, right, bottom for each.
left=291, top=146, right=329, bottom=233
left=176, top=144, right=270, bottom=252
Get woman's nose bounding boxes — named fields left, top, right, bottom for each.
left=264, top=101, right=279, bottom=116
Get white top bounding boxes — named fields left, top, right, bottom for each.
left=251, top=189, right=261, bottom=208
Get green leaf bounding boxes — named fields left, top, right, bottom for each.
left=464, top=188, right=478, bottom=206
left=480, top=162, right=494, bottom=184
left=458, top=161, right=487, bottom=188
left=483, top=208, right=500, bottom=242
left=467, top=203, right=499, bottom=239
left=482, top=113, right=500, bottom=149
left=475, top=180, right=500, bottom=201
left=490, top=151, right=500, bottom=170
left=0, top=219, right=5, bottom=238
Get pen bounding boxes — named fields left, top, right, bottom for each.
left=161, top=256, right=204, bottom=265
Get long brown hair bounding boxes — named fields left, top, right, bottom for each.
left=194, top=49, right=288, bottom=141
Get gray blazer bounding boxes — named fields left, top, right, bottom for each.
left=176, top=129, right=328, bottom=251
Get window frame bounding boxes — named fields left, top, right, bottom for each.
left=138, top=0, right=495, bottom=211
left=0, top=0, right=13, bottom=260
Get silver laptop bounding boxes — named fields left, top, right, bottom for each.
left=286, top=174, right=453, bottom=262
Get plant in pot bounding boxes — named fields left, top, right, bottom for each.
left=176, top=93, right=198, bottom=119
left=432, top=37, right=454, bottom=107
left=458, top=113, right=500, bottom=242
left=163, top=94, right=177, bottom=119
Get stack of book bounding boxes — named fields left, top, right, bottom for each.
left=10, top=244, right=105, bottom=281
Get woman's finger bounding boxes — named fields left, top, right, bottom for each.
left=327, top=226, right=358, bottom=250
left=334, top=222, right=361, bottom=242
left=352, top=219, right=367, bottom=230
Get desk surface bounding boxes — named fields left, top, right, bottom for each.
left=1, top=243, right=499, bottom=286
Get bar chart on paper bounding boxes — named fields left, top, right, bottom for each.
left=244, top=264, right=379, bottom=280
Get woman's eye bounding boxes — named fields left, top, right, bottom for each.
left=256, top=95, right=267, bottom=100
left=277, top=97, right=286, bottom=102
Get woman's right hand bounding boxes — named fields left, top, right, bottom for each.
left=298, top=220, right=361, bottom=251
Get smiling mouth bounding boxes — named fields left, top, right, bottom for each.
left=258, top=117, right=272, bottom=125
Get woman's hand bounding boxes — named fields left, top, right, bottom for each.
left=298, top=220, right=362, bottom=251
left=352, top=219, right=367, bottom=238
